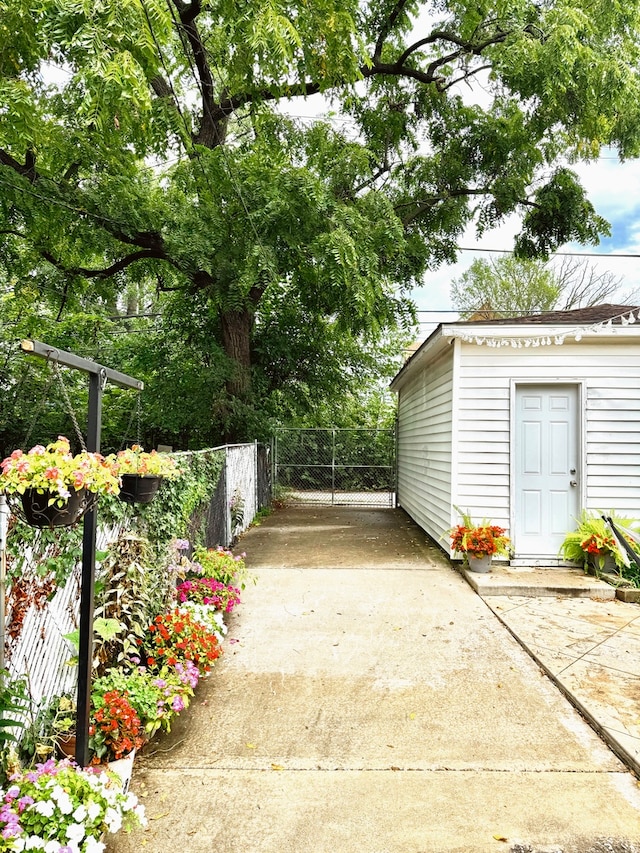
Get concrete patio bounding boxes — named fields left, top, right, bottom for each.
left=106, top=506, right=640, bottom=853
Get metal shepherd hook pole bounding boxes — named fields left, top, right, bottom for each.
left=0, top=493, right=9, bottom=674
left=20, top=339, right=143, bottom=766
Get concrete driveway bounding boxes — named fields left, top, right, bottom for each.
left=106, top=506, right=640, bottom=853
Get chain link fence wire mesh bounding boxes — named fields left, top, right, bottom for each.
left=3, top=442, right=270, bottom=712
left=274, top=428, right=396, bottom=507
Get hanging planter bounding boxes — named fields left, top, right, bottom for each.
left=0, top=437, right=121, bottom=528
left=107, top=445, right=180, bottom=506
left=119, top=473, right=163, bottom=504
left=20, top=487, right=92, bottom=528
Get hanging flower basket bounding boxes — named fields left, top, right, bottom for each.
left=119, top=473, right=163, bottom=504
left=19, top=487, right=94, bottom=528
left=107, top=445, right=180, bottom=505
left=0, top=436, right=120, bottom=527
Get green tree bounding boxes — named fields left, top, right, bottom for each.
left=451, top=255, right=630, bottom=319
left=451, top=256, right=560, bottom=318
left=1, top=0, right=640, bottom=439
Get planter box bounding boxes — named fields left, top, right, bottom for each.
left=106, top=751, right=136, bottom=794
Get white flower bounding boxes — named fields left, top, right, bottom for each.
left=12, top=839, right=26, bottom=852
left=84, top=836, right=106, bottom=853
left=44, top=842, right=61, bottom=853
left=65, top=822, right=85, bottom=844
left=123, top=792, right=138, bottom=811
left=86, top=800, right=103, bottom=821
left=25, top=837, right=45, bottom=850
left=72, top=804, right=87, bottom=822
left=104, top=807, right=122, bottom=834
left=33, top=800, right=55, bottom=818
left=51, top=785, right=73, bottom=815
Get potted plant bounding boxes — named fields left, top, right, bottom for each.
left=140, top=608, right=223, bottom=673
left=88, top=689, right=146, bottom=765
left=92, top=666, right=194, bottom=741
left=448, top=508, right=510, bottom=572
left=0, top=436, right=120, bottom=527
left=107, top=445, right=180, bottom=504
left=0, top=757, right=146, bottom=849
left=559, top=510, right=639, bottom=574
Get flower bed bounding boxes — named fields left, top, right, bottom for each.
left=1, top=538, right=248, bottom=851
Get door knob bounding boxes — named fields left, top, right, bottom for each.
left=570, top=480, right=577, bottom=487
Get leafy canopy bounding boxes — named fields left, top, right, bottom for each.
left=2, top=1, right=640, bottom=440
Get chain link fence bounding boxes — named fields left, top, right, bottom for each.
left=274, top=427, right=396, bottom=507
left=3, top=442, right=270, bottom=709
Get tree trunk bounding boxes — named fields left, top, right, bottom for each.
left=221, top=307, right=253, bottom=399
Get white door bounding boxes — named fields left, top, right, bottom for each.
left=514, top=384, right=580, bottom=556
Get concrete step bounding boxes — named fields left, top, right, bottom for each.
left=463, top=564, right=617, bottom=599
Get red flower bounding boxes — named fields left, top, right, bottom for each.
left=142, top=608, right=222, bottom=673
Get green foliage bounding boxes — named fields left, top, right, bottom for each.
left=0, top=670, right=30, bottom=782
left=128, top=449, right=225, bottom=549
left=559, top=510, right=639, bottom=571
left=5, top=523, right=82, bottom=586
left=93, top=532, right=172, bottom=674
left=193, top=545, right=248, bottom=589
left=451, top=256, right=560, bottom=318
left=17, top=692, right=76, bottom=764
left=2, top=0, right=640, bottom=441
left=0, top=670, right=29, bottom=746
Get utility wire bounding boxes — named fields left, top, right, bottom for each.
left=457, top=246, right=640, bottom=258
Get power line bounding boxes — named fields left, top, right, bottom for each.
left=457, top=246, right=640, bottom=259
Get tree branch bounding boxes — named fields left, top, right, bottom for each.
left=0, top=148, right=39, bottom=183
left=41, top=248, right=166, bottom=280
left=170, top=0, right=225, bottom=147
left=373, top=0, right=413, bottom=64
left=395, top=187, right=491, bottom=225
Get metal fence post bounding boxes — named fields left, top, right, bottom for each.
left=0, top=494, right=9, bottom=673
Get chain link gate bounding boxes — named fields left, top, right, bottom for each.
left=274, top=427, right=396, bottom=507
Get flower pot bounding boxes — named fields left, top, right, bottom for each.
left=56, top=733, right=77, bottom=760
left=119, top=474, right=163, bottom=504
left=588, top=553, right=618, bottom=576
left=20, top=487, right=89, bottom=528
left=466, top=553, right=492, bottom=573
left=107, top=750, right=136, bottom=793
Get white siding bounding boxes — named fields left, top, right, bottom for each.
left=586, top=378, right=640, bottom=514
left=455, top=339, right=640, bottom=531
left=395, top=333, right=640, bottom=561
left=397, top=349, right=454, bottom=545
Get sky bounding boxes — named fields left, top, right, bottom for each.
left=411, top=153, right=640, bottom=339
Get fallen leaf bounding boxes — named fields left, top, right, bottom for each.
left=408, top=712, right=416, bottom=720
left=390, top=765, right=401, bottom=771
left=493, top=834, right=508, bottom=842
left=271, top=763, right=284, bottom=771
left=246, top=743, right=257, bottom=749
left=150, top=812, right=170, bottom=820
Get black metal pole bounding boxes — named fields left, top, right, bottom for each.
left=19, top=342, right=142, bottom=768
left=74, top=370, right=103, bottom=766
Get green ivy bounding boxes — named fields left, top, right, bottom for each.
left=121, top=449, right=225, bottom=553
left=5, top=522, right=83, bottom=586
left=6, top=448, right=225, bottom=594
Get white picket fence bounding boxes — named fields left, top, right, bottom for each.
left=3, top=442, right=264, bottom=710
